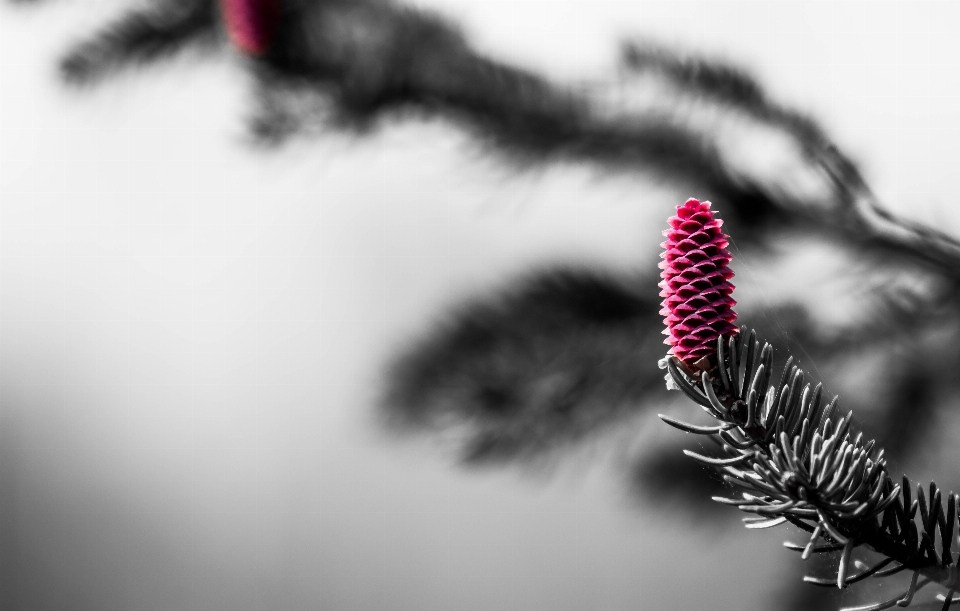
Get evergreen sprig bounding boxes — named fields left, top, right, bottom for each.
left=660, top=329, right=960, bottom=610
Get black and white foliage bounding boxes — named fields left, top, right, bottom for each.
left=662, top=329, right=959, bottom=611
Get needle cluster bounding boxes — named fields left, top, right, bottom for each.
left=660, top=329, right=959, bottom=610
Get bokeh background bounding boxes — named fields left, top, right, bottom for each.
left=2, top=1, right=960, bottom=610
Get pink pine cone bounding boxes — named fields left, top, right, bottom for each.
left=659, top=198, right=738, bottom=367
left=220, top=0, right=281, bottom=55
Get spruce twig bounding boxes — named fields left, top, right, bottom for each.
left=660, top=331, right=960, bottom=608
left=658, top=200, right=960, bottom=610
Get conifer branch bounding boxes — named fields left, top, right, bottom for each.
left=660, top=330, right=960, bottom=609
left=658, top=200, right=959, bottom=610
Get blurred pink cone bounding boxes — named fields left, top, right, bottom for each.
left=221, top=0, right=280, bottom=55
